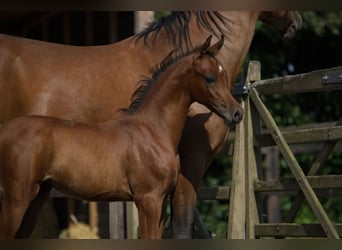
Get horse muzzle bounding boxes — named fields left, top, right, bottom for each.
left=218, top=106, right=243, bottom=127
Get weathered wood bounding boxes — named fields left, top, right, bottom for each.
left=198, top=186, right=230, bottom=200
left=254, top=175, right=342, bottom=192
left=249, top=87, right=339, bottom=239
left=109, top=202, right=125, bottom=239
left=264, top=147, right=281, bottom=223
left=253, top=66, right=342, bottom=95
left=255, top=121, right=342, bottom=146
left=246, top=60, right=261, bottom=82
left=255, top=223, right=342, bottom=238
left=134, top=11, right=154, bottom=34
left=227, top=100, right=246, bottom=239
left=284, top=142, right=337, bottom=223
left=126, top=202, right=139, bottom=239
left=245, top=96, right=261, bottom=239
left=88, top=202, right=98, bottom=234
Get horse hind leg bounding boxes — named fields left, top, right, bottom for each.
left=15, top=182, right=53, bottom=238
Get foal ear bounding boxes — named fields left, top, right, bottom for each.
left=199, top=35, right=213, bottom=54
left=207, top=35, right=224, bottom=56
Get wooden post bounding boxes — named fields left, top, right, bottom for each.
left=245, top=96, right=261, bottom=238
left=89, top=202, right=98, bottom=234
left=126, top=201, right=139, bottom=239
left=245, top=61, right=262, bottom=239
left=134, top=11, right=154, bottom=34
left=109, top=202, right=125, bottom=239
left=227, top=100, right=246, bottom=239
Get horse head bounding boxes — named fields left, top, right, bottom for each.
left=259, top=11, right=303, bottom=39
left=189, top=35, right=243, bottom=126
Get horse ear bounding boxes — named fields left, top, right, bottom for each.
left=199, top=35, right=212, bottom=54
left=207, top=35, right=224, bottom=55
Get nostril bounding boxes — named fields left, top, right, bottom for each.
left=233, top=109, right=243, bottom=123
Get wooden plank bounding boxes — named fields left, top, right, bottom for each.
left=198, top=186, right=230, bottom=200
left=264, top=147, right=281, bottom=223
left=109, top=202, right=125, bottom=239
left=245, top=96, right=261, bottom=239
left=246, top=60, right=261, bottom=82
left=255, top=121, right=342, bottom=146
left=126, top=201, right=139, bottom=239
left=255, top=175, right=342, bottom=192
left=284, top=142, right=337, bottom=223
left=253, top=66, right=342, bottom=95
left=255, top=223, right=342, bottom=238
left=227, top=100, right=246, bottom=239
left=249, top=87, right=339, bottom=239
left=89, top=202, right=99, bottom=234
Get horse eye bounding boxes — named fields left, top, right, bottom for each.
left=204, top=74, right=216, bottom=84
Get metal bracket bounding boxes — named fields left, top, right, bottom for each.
left=322, top=72, right=342, bottom=85
left=232, top=82, right=249, bottom=96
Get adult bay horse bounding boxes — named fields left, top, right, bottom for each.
left=0, top=11, right=302, bottom=238
left=0, top=36, right=242, bottom=239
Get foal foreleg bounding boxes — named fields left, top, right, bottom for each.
left=0, top=190, right=32, bottom=239
left=135, top=193, right=168, bottom=239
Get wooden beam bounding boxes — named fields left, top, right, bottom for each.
left=109, top=202, right=125, bottom=239
left=245, top=95, right=261, bottom=239
left=253, top=66, right=342, bottom=95
left=198, top=186, right=230, bottom=200
left=255, top=175, right=342, bottom=192
left=255, top=223, right=342, bottom=238
left=255, top=121, right=342, bottom=146
left=227, top=100, right=246, bottom=239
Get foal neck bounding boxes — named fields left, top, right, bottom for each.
left=126, top=58, right=193, bottom=149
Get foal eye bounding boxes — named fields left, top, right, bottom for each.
left=203, top=74, right=216, bottom=84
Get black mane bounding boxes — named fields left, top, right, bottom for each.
left=134, top=11, right=232, bottom=52
left=122, top=46, right=201, bottom=114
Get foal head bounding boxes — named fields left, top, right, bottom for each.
left=187, top=35, right=243, bottom=126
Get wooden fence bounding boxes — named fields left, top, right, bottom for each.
left=197, top=61, right=342, bottom=239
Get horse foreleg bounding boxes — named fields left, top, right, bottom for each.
left=172, top=106, right=229, bottom=239
left=135, top=194, right=168, bottom=239
left=15, top=182, right=53, bottom=238
left=171, top=174, right=197, bottom=239
left=0, top=190, right=32, bottom=239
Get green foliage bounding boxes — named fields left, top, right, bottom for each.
left=154, top=11, right=170, bottom=20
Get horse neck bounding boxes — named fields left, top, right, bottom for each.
left=191, top=11, right=261, bottom=82
left=133, top=60, right=192, bottom=149
left=143, top=11, right=261, bottom=84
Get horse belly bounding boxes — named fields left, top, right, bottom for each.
left=48, top=155, right=132, bottom=202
